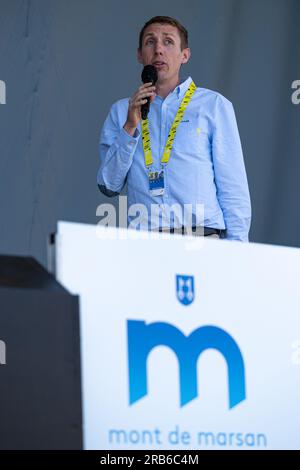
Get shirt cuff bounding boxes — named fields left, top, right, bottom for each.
left=119, top=127, right=140, bottom=153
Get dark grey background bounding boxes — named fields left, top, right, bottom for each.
left=0, top=0, right=300, bottom=267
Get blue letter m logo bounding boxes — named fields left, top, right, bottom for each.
left=128, top=321, right=246, bottom=409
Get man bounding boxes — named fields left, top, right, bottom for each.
left=97, top=16, right=251, bottom=241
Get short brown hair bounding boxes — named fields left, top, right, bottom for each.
left=138, top=16, right=189, bottom=51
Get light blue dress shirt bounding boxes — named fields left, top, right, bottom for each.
left=97, top=76, right=251, bottom=241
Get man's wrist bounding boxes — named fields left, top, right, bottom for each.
left=123, top=122, right=137, bottom=136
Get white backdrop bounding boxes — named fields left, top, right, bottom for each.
left=56, top=221, right=300, bottom=450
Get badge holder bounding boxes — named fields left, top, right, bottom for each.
left=149, top=169, right=165, bottom=196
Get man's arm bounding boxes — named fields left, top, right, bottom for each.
left=97, top=83, right=156, bottom=196
left=212, top=95, right=251, bottom=241
left=97, top=101, right=140, bottom=197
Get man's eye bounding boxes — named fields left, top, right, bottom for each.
left=165, top=39, right=173, bottom=44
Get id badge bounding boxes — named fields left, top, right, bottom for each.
left=149, top=169, right=164, bottom=196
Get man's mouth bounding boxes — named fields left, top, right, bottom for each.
left=153, top=61, right=166, bottom=68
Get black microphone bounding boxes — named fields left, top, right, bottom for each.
left=141, top=65, right=158, bottom=120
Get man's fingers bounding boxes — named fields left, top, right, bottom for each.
left=136, top=90, right=156, bottom=101
left=131, top=91, right=155, bottom=107
left=139, top=82, right=155, bottom=90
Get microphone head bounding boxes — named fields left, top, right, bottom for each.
left=141, top=65, right=158, bottom=85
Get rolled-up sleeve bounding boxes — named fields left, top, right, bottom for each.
left=97, top=101, right=140, bottom=196
left=212, top=95, right=251, bottom=241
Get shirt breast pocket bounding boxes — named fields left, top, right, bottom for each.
left=173, top=123, right=211, bottom=157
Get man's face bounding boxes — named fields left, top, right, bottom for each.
left=137, top=23, right=190, bottom=83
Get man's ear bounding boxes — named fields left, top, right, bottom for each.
left=137, top=48, right=143, bottom=64
left=181, top=48, right=191, bottom=65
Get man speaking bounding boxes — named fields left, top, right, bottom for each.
left=97, top=16, right=251, bottom=241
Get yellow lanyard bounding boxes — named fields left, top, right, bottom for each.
left=141, top=81, right=197, bottom=168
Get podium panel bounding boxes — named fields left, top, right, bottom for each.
left=56, top=221, right=300, bottom=450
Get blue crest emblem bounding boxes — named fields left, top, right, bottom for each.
left=176, top=275, right=195, bottom=306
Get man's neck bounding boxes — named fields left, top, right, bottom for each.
left=156, top=76, right=181, bottom=99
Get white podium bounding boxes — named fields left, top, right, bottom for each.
left=56, top=221, right=300, bottom=450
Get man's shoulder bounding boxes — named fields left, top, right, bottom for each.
left=194, top=86, right=233, bottom=107
left=110, top=97, right=130, bottom=111
left=105, top=97, right=130, bottom=126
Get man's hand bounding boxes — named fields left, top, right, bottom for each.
left=123, top=82, right=156, bottom=136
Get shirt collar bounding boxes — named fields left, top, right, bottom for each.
left=174, top=76, right=193, bottom=99
left=154, top=76, right=193, bottom=102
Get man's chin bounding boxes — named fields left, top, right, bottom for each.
left=156, top=70, right=168, bottom=81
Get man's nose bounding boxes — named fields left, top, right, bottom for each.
left=154, top=41, right=164, bottom=54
